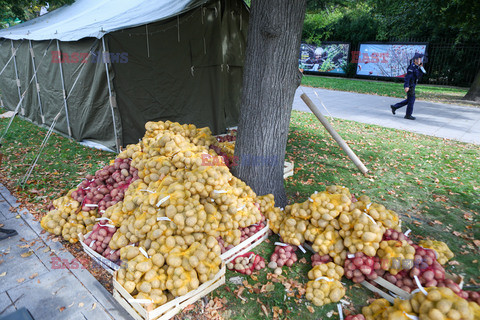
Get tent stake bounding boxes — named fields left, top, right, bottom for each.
left=29, top=40, right=45, bottom=124
left=102, top=36, right=121, bottom=152
left=55, top=40, right=73, bottom=137
left=300, top=93, right=369, bottom=175
left=10, top=40, right=24, bottom=116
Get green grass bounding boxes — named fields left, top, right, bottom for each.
left=210, top=111, right=480, bottom=319
left=301, top=75, right=471, bottom=104
left=1, top=112, right=478, bottom=319
left=0, top=117, right=114, bottom=213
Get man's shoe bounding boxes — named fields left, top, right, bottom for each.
left=404, top=115, right=416, bottom=120
left=0, top=228, right=18, bottom=240
left=390, top=105, right=396, bottom=115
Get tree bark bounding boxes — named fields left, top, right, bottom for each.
left=463, top=68, right=480, bottom=101
left=233, top=0, right=307, bottom=207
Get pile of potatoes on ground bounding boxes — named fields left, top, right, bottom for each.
left=42, top=121, right=270, bottom=307
left=41, top=120, right=478, bottom=317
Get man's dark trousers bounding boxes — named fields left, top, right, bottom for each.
left=392, top=87, right=415, bottom=117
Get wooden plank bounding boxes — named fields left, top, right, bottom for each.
left=113, top=290, right=145, bottom=320
left=79, top=232, right=119, bottom=275
left=220, top=222, right=269, bottom=263
left=113, top=263, right=226, bottom=320
left=283, top=161, right=294, bottom=179
left=373, top=277, right=411, bottom=300
left=360, top=281, right=394, bottom=303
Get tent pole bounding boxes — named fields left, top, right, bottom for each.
left=10, top=40, right=24, bottom=116
left=55, top=40, right=72, bottom=137
left=29, top=40, right=45, bottom=124
left=101, top=36, right=120, bottom=152
left=0, top=40, right=22, bottom=77
left=145, top=25, right=150, bottom=58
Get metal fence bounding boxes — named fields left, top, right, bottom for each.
left=390, top=38, right=480, bottom=87
left=349, top=38, right=480, bottom=87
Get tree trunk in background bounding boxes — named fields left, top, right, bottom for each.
left=233, top=0, right=306, bottom=207
left=463, top=69, right=480, bottom=101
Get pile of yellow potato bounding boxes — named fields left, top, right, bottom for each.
left=268, top=186, right=401, bottom=261
left=376, top=240, right=416, bottom=275
left=362, top=287, right=480, bottom=320
left=305, top=262, right=346, bottom=307
left=418, top=239, right=455, bottom=265
left=41, top=191, right=98, bottom=243
left=103, top=121, right=263, bottom=305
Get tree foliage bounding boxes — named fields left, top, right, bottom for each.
left=0, top=0, right=73, bottom=28
left=303, top=0, right=480, bottom=44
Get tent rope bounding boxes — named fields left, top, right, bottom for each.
left=66, top=38, right=99, bottom=99
left=0, top=40, right=24, bottom=77
left=20, top=111, right=61, bottom=186
left=0, top=40, right=54, bottom=144
left=16, top=38, right=101, bottom=186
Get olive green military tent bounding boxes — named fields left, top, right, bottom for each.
left=0, top=0, right=248, bottom=151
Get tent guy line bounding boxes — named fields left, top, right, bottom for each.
left=0, top=40, right=53, bottom=144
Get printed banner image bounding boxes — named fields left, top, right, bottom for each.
left=355, top=43, right=427, bottom=77
left=299, top=43, right=349, bottom=74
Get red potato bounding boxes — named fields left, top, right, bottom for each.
left=345, top=315, right=366, bottom=320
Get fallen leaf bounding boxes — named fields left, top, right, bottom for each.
left=250, top=274, right=258, bottom=281
left=260, top=282, right=275, bottom=293
left=183, top=304, right=195, bottom=312
left=299, top=257, right=307, bottom=264
left=0, top=272, right=6, bottom=277
left=448, top=260, right=460, bottom=266
left=91, top=303, right=96, bottom=310
left=29, top=273, right=38, bottom=279
left=59, top=307, right=65, bottom=312
left=78, top=302, right=84, bottom=308
left=473, top=240, right=480, bottom=248
left=307, top=305, right=315, bottom=313
left=43, top=248, right=50, bottom=253
left=17, top=278, right=25, bottom=283
left=21, top=251, right=33, bottom=258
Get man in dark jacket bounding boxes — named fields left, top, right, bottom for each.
left=390, top=53, right=425, bottom=120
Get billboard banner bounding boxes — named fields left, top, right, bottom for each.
left=354, top=43, right=427, bottom=78
left=299, top=43, right=349, bottom=74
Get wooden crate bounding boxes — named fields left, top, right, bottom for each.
left=113, top=263, right=225, bottom=320
left=79, top=232, right=120, bottom=275
left=283, top=161, right=294, bottom=179
left=361, top=277, right=411, bottom=303
left=220, top=221, right=269, bottom=264
left=361, top=272, right=464, bottom=303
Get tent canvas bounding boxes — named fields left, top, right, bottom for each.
left=0, top=0, right=248, bottom=151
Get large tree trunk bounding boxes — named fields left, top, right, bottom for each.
left=464, top=69, right=480, bottom=101
left=233, top=0, right=306, bottom=207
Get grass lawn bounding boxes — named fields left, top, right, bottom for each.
left=301, top=75, right=471, bottom=104
left=1, top=112, right=479, bottom=319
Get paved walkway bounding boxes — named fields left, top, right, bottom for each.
left=292, top=86, right=480, bottom=145
left=0, top=184, right=132, bottom=320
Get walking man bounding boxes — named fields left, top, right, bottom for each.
left=391, top=53, right=425, bottom=120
